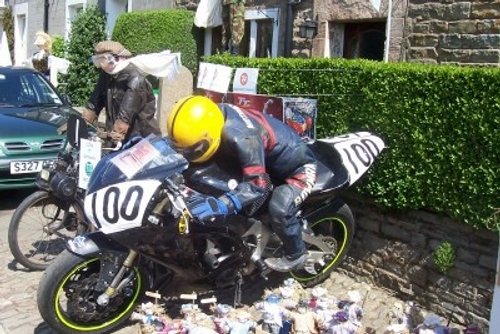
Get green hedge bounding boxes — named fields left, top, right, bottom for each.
left=61, top=6, right=106, bottom=106
left=205, top=55, right=500, bottom=230
left=112, top=9, right=202, bottom=76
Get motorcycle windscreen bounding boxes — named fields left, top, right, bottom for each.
left=84, top=179, right=162, bottom=233
left=86, top=136, right=189, bottom=193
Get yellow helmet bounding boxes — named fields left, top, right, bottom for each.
left=167, top=95, right=224, bottom=163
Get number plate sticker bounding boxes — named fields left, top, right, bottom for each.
left=321, top=132, right=385, bottom=185
left=84, top=179, right=162, bottom=234
left=10, top=160, right=51, bottom=174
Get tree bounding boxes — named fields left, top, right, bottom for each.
left=61, top=6, right=106, bottom=106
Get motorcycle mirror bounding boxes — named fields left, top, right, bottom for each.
left=67, top=113, right=89, bottom=148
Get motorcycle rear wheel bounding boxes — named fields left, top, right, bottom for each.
left=291, top=201, right=355, bottom=287
left=37, top=250, right=147, bottom=334
left=8, top=190, right=88, bottom=271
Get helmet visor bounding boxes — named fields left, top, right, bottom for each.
left=91, top=53, right=115, bottom=68
left=173, top=139, right=210, bottom=162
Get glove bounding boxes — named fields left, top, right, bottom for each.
left=82, top=109, right=97, bottom=125
left=109, top=130, right=125, bottom=143
left=113, top=119, right=130, bottom=134
left=187, top=195, right=229, bottom=222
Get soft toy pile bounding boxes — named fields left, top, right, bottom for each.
left=131, top=278, right=478, bottom=334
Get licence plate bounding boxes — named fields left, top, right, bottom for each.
left=10, top=160, right=51, bottom=175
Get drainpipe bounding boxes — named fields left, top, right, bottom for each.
left=384, top=0, right=393, bottom=62
left=43, top=0, right=49, bottom=32
left=285, top=0, right=302, bottom=57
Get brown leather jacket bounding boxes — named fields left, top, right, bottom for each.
left=86, top=63, right=161, bottom=141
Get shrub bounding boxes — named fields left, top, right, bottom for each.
left=59, top=6, right=106, bottom=105
left=204, top=55, right=500, bottom=230
left=2, top=6, right=15, bottom=64
left=112, top=9, right=202, bottom=76
left=51, top=35, right=67, bottom=58
left=433, top=241, right=456, bottom=274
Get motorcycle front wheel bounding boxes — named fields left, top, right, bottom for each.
left=8, top=190, right=89, bottom=271
left=291, top=201, right=355, bottom=287
left=37, top=250, right=148, bottom=334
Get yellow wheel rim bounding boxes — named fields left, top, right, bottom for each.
left=291, top=216, right=349, bottom=282
left=54, top=258, right=142, bottom=331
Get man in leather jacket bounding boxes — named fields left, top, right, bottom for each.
left=167, top=96, right=318, bottom=272
left=82, top=41, right=161, bottom=142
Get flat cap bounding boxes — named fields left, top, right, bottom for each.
left=94, top=40, right=132, bottom=57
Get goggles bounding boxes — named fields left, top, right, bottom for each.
left=91, top=53, right=116, bottom=68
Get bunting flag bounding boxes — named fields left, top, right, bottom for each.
left=197, top=62, right=233, bottom=93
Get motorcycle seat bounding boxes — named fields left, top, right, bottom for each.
left=309, top=140, right=349, bottom=194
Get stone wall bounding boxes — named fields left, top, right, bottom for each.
left=338, top=194, right=498, bottom=330
left=406, top=0, right=500, bottom=66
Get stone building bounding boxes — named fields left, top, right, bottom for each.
left=6, top=0, right=499, bottom=66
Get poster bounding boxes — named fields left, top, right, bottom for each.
left=282, top=97, right=317, bottom=139
left=199, top=89, right=227, bottom=103
left=231, top=92, right=284, bottom=122
left=201, top=92, right=318, bottom=140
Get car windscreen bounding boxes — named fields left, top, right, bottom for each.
left=0, top=72, right=64, bottom=107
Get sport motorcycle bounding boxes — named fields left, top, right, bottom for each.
left=37, top=119, right=384, bottom=334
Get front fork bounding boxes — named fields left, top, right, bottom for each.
left=96, top=249, right=139, bottom=306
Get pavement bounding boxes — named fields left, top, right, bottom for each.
left=0, top=189, right=139, bottom=334
left=0, top=189, right=456, bottom=334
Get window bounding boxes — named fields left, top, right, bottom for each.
left=66, top=0, right=86, bottom=39
left=239, top=17, right=274, bottom=58
left=243, top=8, right=279, bottom=58
left=203, top=7, right=280, bottom=58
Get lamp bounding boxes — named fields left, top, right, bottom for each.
left=299, top=18, right=318, bottom=39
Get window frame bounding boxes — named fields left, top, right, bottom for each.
left=65, top=0, right=87, bottom=40
left=203, top=7, right=280, bottom=58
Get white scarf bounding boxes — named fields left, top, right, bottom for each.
left=109, top=50, right=182, bottom=80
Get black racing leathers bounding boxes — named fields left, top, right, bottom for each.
left=217, top=104, right=317, bottom=258
left=86, top=63, right=161, bottom=141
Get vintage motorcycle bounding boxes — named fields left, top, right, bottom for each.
left=8, top=114, right=92, bottom=270
left=37, top=119, right=384, bottom=334
left=8, top=115, right=118, bottom=270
